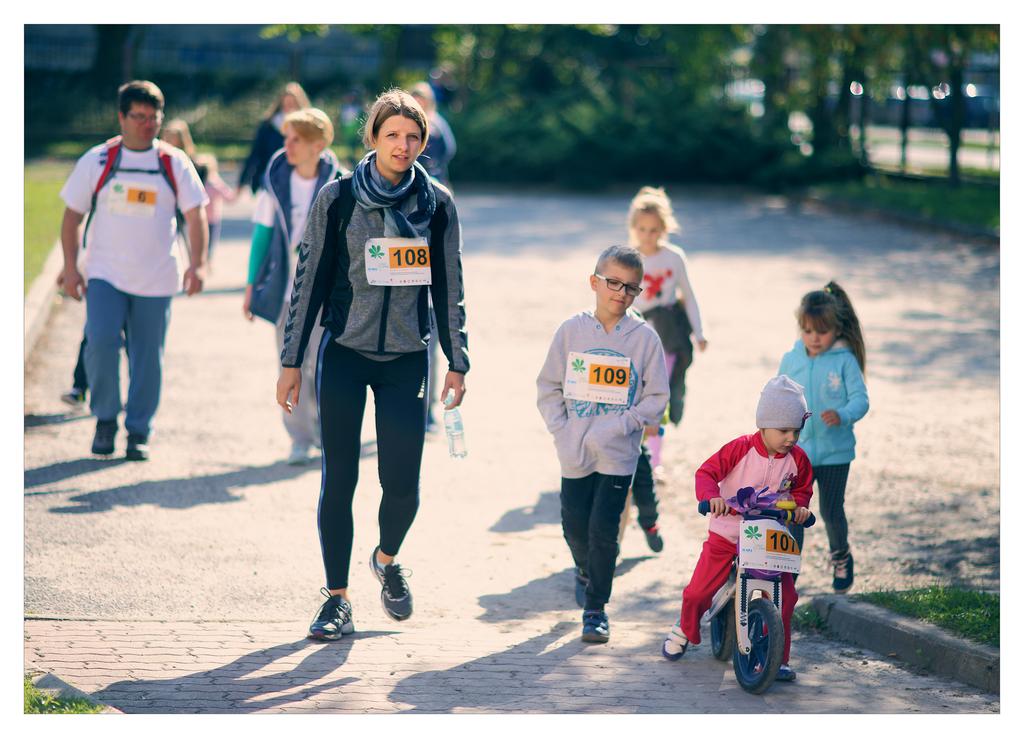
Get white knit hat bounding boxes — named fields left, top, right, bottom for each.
left=756, top=375, right=811, bottom=429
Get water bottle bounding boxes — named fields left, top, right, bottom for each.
left=443, top=389, right=467, bottom=458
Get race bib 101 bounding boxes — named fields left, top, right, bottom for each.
left=563, top=352, right=631, bottom=406
left=738, top=518, right=802, bottom=575
left=364, top=237, right=431, bottom=286
left=107, top=181, right=158, bottom=218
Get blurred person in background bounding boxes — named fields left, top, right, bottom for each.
left=57, top=80, right=209, bottom=461
left=243, top=108, right=340, bottom=465
left=238, top=81, right=311, bottom=195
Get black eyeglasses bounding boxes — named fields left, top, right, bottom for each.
left=594, top=273, right=643, bottom=297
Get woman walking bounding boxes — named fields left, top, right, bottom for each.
left=276, top=89, right=470, bottom=640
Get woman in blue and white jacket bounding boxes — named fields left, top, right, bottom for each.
left=242, top=107, right=340, bottom=465
left=778, top=281, right=869, bottom=593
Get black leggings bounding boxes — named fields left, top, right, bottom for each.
left=315, top=338, right=428, bottom=590
left=790, top=463, right=851, bottom=555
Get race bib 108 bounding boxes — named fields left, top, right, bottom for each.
left=365, top=237, right=431, bottom=286
left=563, top=352, right=631, bottom=406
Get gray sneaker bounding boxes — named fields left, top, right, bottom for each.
left=369, top=546, right=413, bottom=621
left=307, top=587, right=355, bottom=640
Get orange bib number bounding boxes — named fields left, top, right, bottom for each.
left=590, top=364, right=629, bottom=388
left=388, top=245, right=430, bottom=269
left=765, top=529, right=801, bottom=555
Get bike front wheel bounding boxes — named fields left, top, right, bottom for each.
left=732, top=597, right=784, bottom=694
left=710, top=599, right=735, bottom=661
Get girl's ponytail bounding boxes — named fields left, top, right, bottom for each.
left=825, top=281, right=866, bottom=374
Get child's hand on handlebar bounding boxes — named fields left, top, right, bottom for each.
left=793, top=506, right=811, bottom=524
left=709, top=498, right=730, bottom=517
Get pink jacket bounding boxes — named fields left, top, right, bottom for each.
left=695, top=432, right=813, bottom=544
left=203, top=171, right=236, bottom=225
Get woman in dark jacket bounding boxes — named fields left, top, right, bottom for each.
left=237, top=81, right=310, bottom=194
left=276, top=89, right=469, bottom=641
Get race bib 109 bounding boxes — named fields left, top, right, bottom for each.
left=365, top=237, right=431, bottom=286
left=563, top=352, right=631, bottom=406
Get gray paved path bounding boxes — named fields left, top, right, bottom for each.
left=24, top=186, right=999, bottom=712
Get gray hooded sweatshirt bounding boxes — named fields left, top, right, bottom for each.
left=537, top=310, right=669, bottom=479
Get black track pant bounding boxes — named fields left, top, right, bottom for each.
left=561, top=472, right=632, bottom=611
left=631, top=444, right=660, bottom=530
left=315, top=338, right=428, bottom=590
left=790, top=463, right=851, bottom=555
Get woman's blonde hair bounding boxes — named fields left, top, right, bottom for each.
left=361, top=88, right=429, bottom=152
left=627, top=186, right=680, bottom=242
left=264, top=81, right=311, bottom=119
left=283, top=107, right=335, bottom=147
left=161, top=119, right=195, bottom=158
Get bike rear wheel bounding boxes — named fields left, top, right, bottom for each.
left=710, top=599, right=735, bottom=661
left=732, top=597, right=784, bottom=694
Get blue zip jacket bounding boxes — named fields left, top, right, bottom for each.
left=777, top=338, right=869, bottom=466
left=250, top=147, right=340, bottom=324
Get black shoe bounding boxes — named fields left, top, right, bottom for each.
left=91, top=420, right=117, bottom=456
left=776, top=664, right=797, bottom=682
left=308, top=587, right=355, bottom=640
left=831, top=549, right=854, bottom=593
left=61, top=387, right=87, bottom=406
left=668, top=396, right=684, bottom=425
left=574, top=567, right=589, bottom=608
left=643, top=524, right=664, bottom=553
left=126, top=433, right=149, bottom=461
left=581, top=609, right=610, bottom=643
left=370, top=546, right=413, bottom=621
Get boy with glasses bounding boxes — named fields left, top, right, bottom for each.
left=536, top=245, right=669, bottom=643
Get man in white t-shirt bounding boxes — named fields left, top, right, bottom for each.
left=59, top=80, right=209, bottom=461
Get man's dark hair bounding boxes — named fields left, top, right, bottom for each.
left=118, top=80, right=165, bottom=115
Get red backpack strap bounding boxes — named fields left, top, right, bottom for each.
left=155, top=141, right=179, bottom=199
left=94, top=135, right=123, bottom=196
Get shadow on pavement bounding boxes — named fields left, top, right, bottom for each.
left=25, top=457, right=129, bottom=489
left=476, top=556, right=652, bottom=623
left=389, top=621, right=583, bottom=712
left=489, top=490, right=560, bottom=532
left=46, top=460, right=318, bottom=514
left=24, top=412, right=93, bottom=429
left=93, top=632, right=396, bottom=714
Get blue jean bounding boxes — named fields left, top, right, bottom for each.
left=85, top=279, right=172, bottom=437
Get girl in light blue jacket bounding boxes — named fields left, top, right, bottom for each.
left=778, top=281, right=868, bottom=593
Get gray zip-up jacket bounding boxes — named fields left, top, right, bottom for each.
left=537, top=310, right=669, bottom=478
left=280, top=173, right=469, bottom=372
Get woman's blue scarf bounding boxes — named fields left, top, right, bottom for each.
left=351, top=151, right=436, bottom=239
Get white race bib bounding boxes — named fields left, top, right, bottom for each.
left=364, top=237, right=431, bottom=286
left=563, top=352, right=631, bottom=406
left=106, top=180, right=158, bottom=218
left=738, top=519, right=802, bottom=574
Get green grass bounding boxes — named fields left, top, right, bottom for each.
left=792, top=602, right=827, bottom=634
left=814, top=174, right=999, bottom=231
left=24, top=160, right=72, bottom=292
left=854, top=586, right=999, bottom=648
left=24, top=676, right=103, bottom=714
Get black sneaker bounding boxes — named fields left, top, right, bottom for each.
left=574, top=567, right=589, bottom=608
left=369, top=546, right=413, bottom=621
left=643, top=524, right=664, bottom=553
left=776, top=663, right=797, bottom=682
left=581, top=609, right=610, bottom=643
left=91, top=420, right=117, bottom=456
left=126, top=433, right=149, bottom=461
left=61, top=387, right=87, bottom=406
left=831, top=549, right=854, bottom=593
left=308, top=587, right=355, bottom=641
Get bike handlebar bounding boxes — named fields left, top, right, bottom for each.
left=697, top=499, right=816, bottom=527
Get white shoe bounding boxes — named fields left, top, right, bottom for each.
left=662, top=623, right=689, bottom=661
left=287, top=443, right=311, bottom=465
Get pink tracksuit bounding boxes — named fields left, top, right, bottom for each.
left=679, top=431, right=813, bottom=663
